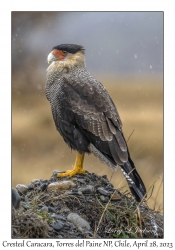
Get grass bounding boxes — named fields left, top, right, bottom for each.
left=94, top=183, right=163, bottom=238
left=95, top=195, right=139, bottom=238
left=36, top=210, right=54, bottom=224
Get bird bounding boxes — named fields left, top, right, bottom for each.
left=46, top=44, right=146, bottom=202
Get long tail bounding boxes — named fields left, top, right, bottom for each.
left=120, top=157, right=146, bottom=202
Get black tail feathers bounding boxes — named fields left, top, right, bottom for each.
left=120, top=158, right=146, bottom=202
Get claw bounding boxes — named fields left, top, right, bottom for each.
left=57, top=152, right=85, bottom=178
left=57, top=168, right=85, bottom=178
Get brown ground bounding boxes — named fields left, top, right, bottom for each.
left=12, top=74, right=163, bottom=213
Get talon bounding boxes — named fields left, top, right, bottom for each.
left=57, top=153, right=85, bottom=178
left=57, top=169, right=85, bottom=178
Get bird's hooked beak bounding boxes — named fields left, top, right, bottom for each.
left=47, top=52, right=56, bottom=64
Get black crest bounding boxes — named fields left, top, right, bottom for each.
left=52, top=44, right=85, bottom=54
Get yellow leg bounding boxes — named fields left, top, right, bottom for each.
left=57, top=152, right=85, bottom=177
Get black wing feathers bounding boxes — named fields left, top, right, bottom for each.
left=61, top=74, right=128, bottom=165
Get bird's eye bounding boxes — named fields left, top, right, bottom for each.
left=62, top=50, right=67, bottom=53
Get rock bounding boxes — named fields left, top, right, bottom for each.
left=27, top=184, right=34, bottom=190
left=101, top=176, right=109, bottom=185
left=48, top=206, right=56, bottom=213
left=63, top=208, right=70, bottom=213
left=57, top=234, right=63, bottom=238
left=47, top=180, right=76, bottom=191
left=53, top=221, right=64, bottom=231
left=66, top=190, right=82, bottom=195
left=16, top=184, right=28, bottom=194
left=99, top=195, right=109, bottom=203
left=67, top=213, right=90, bottom=231
left=53, top=170, right=59, bottom=176
left=40, top=183, right=48, bottom=191
left=49, top=177, right=56, bottom=183
left=110, top=192, right=121, bottom=201
left=66, top=221, right=76, bottom=229
left=89, top=180, right=95, bottom=186
left=31, top=179, right=40, bottom=184
left=12, top=188, right=21, bottom=209
left=48, top=227, right=53, bottom=232
left=50, top=201, right=59, bottom=207
left=97, top=187, right=111, bottom=196
left=78, top=185, right=94, bottom=194
left=86, top=197, right=95, bottom=202
left=77, top=178, right=86, bottom=184
left=40, top=206, right=48, bottom=212
left=77, top=227, right=84, bottom=233
left=76, top=231, right=83, bottom=236
left=40, top=179, right=49, bottom=184
left=105, top=183, right=114, bottom=190
left=72, top=188, right=78, bottom=192
left=72, top=177, right=78, bottom=181
left=38, top=204, right=44, bottom=209
left=56, top=214, right=66, bottom=221
left=83, top=231, right=93, bottom=237
left=35, top=187, right=41, bottom=192
left=21, top=203, right=30, bottom=211
left=51, top=214, right=66, bottom=221
left=52, top=170, right=62, bottom=176
left=29, top=179, right=43, bottom=189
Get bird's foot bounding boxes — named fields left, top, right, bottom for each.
left=57, top=152, right=85, bottom=178
left=57, top=166, right=86, bottom=178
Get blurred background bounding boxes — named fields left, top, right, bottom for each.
left=12, top=12, right=163, bottom=212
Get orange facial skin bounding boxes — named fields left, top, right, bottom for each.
left=52, top=49, right=67, bottom=60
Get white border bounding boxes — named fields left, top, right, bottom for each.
left=1, top=0, right=175, bottom=246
